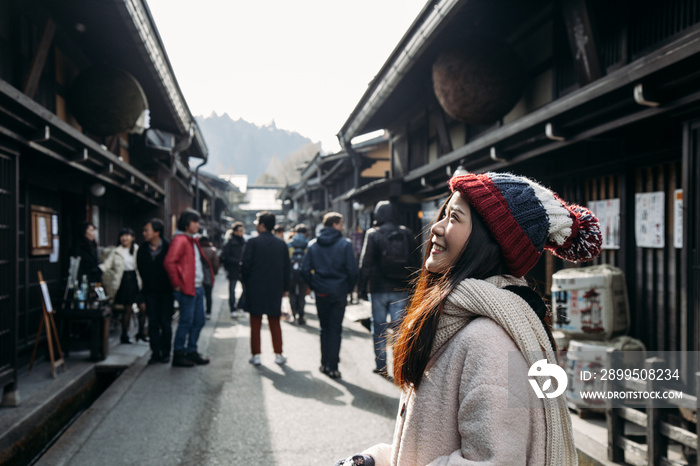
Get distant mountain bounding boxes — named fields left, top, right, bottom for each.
left=195, top=112, right=316, bottom=183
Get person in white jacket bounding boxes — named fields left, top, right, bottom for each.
left=335, top=172, right=603, bottom=466
left=100, top=227, right=144, bottom=344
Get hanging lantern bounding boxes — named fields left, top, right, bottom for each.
left=432, top=37, right=526, bottom=125
left=67, top=66, right=148, bottom=136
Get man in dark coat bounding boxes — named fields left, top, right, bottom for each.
left=136, top=218, right=173, bottom=364
left=301, top=212, right=358, bottom=379
left=221, top=222, right=245, bottom=317
left=241, top=211, right=291, bottom=366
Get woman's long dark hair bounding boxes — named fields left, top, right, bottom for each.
left=393, top=196, right=505, bottom=389
left=117, top=227, right=136, bottom=255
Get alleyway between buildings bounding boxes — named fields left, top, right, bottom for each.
left=35, top=274, right=400, bottom=465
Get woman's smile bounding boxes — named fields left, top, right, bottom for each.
left=430, top=242, right=446, bottom=254
left=425, top=191, right=473, bottom=273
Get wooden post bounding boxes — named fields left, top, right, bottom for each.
left=23, top=19, right=56, bottom=99
left=646, top=357, right=667, bottom=465
left=28, top=271, right=65, bottom=378
left=606, top=349, right=625, bottom=462
left=696, top=372, right=700, bottom=461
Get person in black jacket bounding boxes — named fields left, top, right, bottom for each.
left=136, top=218, right=173, bottom=364
left=222, top=222, right=245, bottom=317
left=358, top=201, right=421, bottom=378
left=241, top=212, right=291, bottom=367
left=72, top=221, right=102, bottom=283
left=301, top=212, right=358, bottom=379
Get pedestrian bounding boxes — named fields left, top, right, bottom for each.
left=358, top=201, right=420, bottom=379
left=199, top=236, right=220, bottom=319
left=163, top=209, right=214, bottom=368
left=287, top=223, right=309, bottom=325
left=273, top=224, right=286, bottom=240
left=221, top=222, right=245, bottom=317
left=100, top=227, right=145, bottom=344
left=301, top=212, right=357, bottom=379
left=136, top=218, right=174, bottom=364
left=334, top=172, right=601, bottom=465
left=71, top=221, right=102, bottom=283
left=241, top=211, right=291, bottom=366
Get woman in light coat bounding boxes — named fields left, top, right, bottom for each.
left=100, top=227, right=144, bottom=344
left=335, top=172, right=603, bottom=466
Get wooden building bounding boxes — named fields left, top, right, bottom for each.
left=0, top=0, right=208, bottom=405
left=282, top=134, right=394, bottom=236
left=338, top=0, right=700, bottom=355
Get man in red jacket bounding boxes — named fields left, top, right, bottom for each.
left=163, top=209, right=214, bottom=367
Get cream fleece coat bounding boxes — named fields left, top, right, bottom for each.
left=363, top=276, right=577, bottom=465
left=99, top=245, right=142, bottom=300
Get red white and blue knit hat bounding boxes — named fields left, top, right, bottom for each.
left=449, top=172, right=602, bottom=277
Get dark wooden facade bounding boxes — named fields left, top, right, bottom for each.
left=338, top=0, right=700, bottom=354
left=282, top=135, right=410, bottom=238
left=0, top=0, right=209, bottom=405
left=335, top=1, right=700, bottom=461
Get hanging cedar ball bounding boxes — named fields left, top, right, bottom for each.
left=67, top=66, right=148, bottom=137
left=432, top=39, right=525, bottom=125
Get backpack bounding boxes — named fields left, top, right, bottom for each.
left=291, top=246, right=306, bottom=271
left=290, top=240, right=307, bottom=280
left=379, top=228, right=412, bottom=281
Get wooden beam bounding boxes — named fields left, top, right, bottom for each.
left=560, top=0, right=602, bottom=85
left=23, top=19, right=56, bottom=99
left=430, top=104, right=452, bottom=156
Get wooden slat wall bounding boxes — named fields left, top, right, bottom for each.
left=559, top=163, right=683, bottom=352
left=634, top=162, right=683, bottom=352
left=0, top=149, right=17, bottom=388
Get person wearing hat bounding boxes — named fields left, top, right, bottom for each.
left=335, top=172, right=601, bottom=466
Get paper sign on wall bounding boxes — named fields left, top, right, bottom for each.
left=587, top=199, right=620, bottom=249
left=635, top=192, right=665, bottom=248
left=674, top=189, right=683, bottom=249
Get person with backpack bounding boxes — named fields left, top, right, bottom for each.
left=301, top=212, right=357, bottom=379
left=358, top=200, right=420, bottom=378
left=287, top=223, right=309, bottom=325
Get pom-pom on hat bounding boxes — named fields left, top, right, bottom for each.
left=449, top=172, right=602, bottom=276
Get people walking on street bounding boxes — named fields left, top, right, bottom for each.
left=287, top=223, right=309, bottom=325
left=301, top=212, right=357, bottom=379
left=100, top=227, right=145, bottom=344
left=273, top=224, right=286, bottom=240
left=336, top=172, right=602, bottom=465
left=199, top=236, right=220, bottom=319
left=71, top=221, right=102, bottom=284
left=136, top=218, right=173, bottom=364
left=163, top=209, right=214, bottom=368
left=221, top=222, right=245, bottom=317
left=358, top=201, right=420, bottom=379
left=241, top=211, right=291, bottom=366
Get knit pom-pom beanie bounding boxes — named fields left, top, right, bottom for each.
left=449, top=172, right=602, bottom=276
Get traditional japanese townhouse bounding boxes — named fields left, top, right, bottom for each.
left=196, top=171, right=239, bottom=247
left=0, top=0, right=208, bottom=405
left=339, top=0, right=700, bottom=354
left=338, top=0, right=700, bottom=462
left=283, top=134, right=392, bottom=236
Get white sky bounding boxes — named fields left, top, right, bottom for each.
left=147, top=0, right=428, bottom=154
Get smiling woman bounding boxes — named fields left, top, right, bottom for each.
left=335, top=171, right=602, bottom=466
left=424, top=191, right=473, bottom=274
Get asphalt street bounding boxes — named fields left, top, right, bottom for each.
left=37, top=274, right=401, bottom=465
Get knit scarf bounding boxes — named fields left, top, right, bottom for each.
left=431, top=275, right=578, bottom=466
